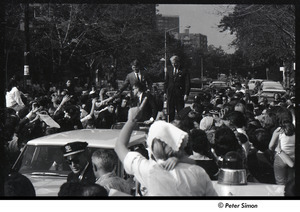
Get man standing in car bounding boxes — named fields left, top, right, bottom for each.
left=164, top=55, right=190, bottom=122
left=62, top=141, right=95, bottom=185
left=104, top=59, right=152, bottom=106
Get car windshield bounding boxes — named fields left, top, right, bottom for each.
left=15, top=145, right=71, bottom=176
left=15, top=145, right=117, bottom=176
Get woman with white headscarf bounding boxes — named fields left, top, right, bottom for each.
left=114, top=98, right=217, bottom=196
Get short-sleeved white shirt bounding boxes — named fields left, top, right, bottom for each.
left=124, top=151, right=218, bottom=196
left=277, top=131, right=295, bottom=160
left=6, top=87, right=25, bottom=107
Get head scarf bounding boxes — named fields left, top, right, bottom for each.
left=146, top=120, right=188, bottom=159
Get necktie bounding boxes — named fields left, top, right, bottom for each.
left=136, top=73, right=140, bottom=81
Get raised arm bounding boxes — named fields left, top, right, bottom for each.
left=54, top=95, right=70, bottom=115
left=88, top=98, right=97, bottom=117
left=115, top=97, right=147, bottom=163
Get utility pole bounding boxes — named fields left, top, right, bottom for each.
left=266, top=68, right=269, bottom=80
left=164, top=29, right=167, bottom=79
left=200, top=54, right=203, bottom=88
left=0, top=0, right=6, bottom=197
left=24, top=2, right=30, bottom=90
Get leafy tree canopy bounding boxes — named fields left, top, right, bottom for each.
left=219, top=5, right=295, bottom=65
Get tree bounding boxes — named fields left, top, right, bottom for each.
left=219, top=5, right=295, bottom=87
left=203, top=45, right=230, bottom=79
left=4, top=4, right=25, bottom=81
left=5, top=4, right=163, bottom=84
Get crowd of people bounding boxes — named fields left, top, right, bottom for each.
left=1, top=56, right=296, bottom=196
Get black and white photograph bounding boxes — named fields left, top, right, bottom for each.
left=0, top=1, right=298, bottom=202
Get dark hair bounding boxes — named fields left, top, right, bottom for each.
left=254, top=128, right=271, bottom=152
left=226, top=111, right=246, bottom=128
left=7, top=78, right=17, bottom=91
left=3, top=112, right=19, bottom=141
left=4, top=172, right=36, bottom=196
left=133, top=81, right=145, bottom=92
left=64, top=105, right=80, bottom=116
left=17, top=107, right=30, bottom=119
left=131, top=59, right=140, bottom=67
left=190, top=129, right=214, bottom=159
left=215, top=98, right=223, bottom=106
left=263, top=111, right=277, bottom=132
left=276, top=108, right=294, bottom=136
left=250, top=96, right=259, bottom=105
left=82, top=184, right=108, bottom=196
left=58, top=182, right=84, bottom=196
left=214, top=125, right=242, bottom=157
left=245, top=103, right=254, bottom=113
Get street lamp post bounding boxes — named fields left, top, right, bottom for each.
left=24, top=2, right=30, bottom=89
left=200, top=55, right=203, bottom=88
left=164, top=29, right=168, bottom=78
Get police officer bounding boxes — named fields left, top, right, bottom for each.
left=62, top=141, right=95, bottom=185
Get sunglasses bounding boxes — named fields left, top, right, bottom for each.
left=66, top=158, right=80, bottom=165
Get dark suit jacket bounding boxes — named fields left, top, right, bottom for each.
left=118, top=71, right=152, bottom=94
left=164, top=65, right=190, bottom=99
left=138, top=92, right=158, bottom=122
left=95, top=110, right=117, bottom=129
left=67, top=162, right=96, bottom=185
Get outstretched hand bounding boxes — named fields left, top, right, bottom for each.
left=127, top=97, right=148, bottom=122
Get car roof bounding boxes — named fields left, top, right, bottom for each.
left=262, top=81, right=284, bottom=88
left=262, top=80, right=280, bottom=84
left=249, top=79, right=264, bottom=82
left=27, top=129, right=146, bottom=148
left=211, top=81, right=227, bottom=83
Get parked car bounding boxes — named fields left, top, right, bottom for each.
left=258, top=81, right=286, bottom=102
left=152, top=82, right=164, bottom=92
left=209, top=81, right=229, bottom=90
left=248, top=79, right=264, bottom=90
left=11, top=128, right=147, bottom=196
left=248, top=79, right=264, bottom=94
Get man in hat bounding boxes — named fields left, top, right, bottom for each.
left=164, top=55, right=190, bottom=122
left=62, top=141, right=95, bottom=184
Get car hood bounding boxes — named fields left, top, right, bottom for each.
left=24, top=174, right=67, bottom=196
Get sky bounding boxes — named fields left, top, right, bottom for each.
left=157, top=4, right=236, bottom=53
